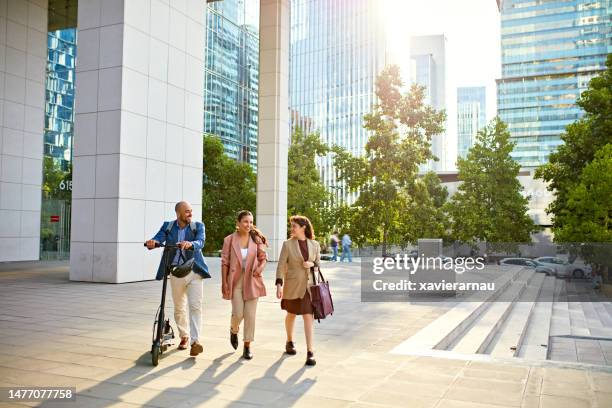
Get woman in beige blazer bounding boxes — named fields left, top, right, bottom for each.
left=275, top=215, right=321, bottom=366
left=221, top=210, right=268, bottom=360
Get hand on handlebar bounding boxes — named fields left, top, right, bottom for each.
left=145, top=240, right=159, bottom=250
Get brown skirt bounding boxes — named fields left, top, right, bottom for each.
left=281, top=290, right=314, bottom=315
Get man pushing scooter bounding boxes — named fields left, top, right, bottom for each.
left=145, top=201, right=210, bottom=357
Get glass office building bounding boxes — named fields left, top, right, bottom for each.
left=40, top=28, right=77, bottom=260
left=497, top=0, right=611, bottom=167
left=44, top=29, right=76, bottom=171
left=410, top=35, right=449, bottom=171
left=290, top=0, right=387, bottom=203
left=457, top=86, right=486, bottom=159
left=204, top=0, right=259, bottom=168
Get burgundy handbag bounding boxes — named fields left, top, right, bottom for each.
left=310, top=265, right=334, bottom=322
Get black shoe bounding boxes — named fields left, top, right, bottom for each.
left=230, top=331, right=238, bottom=350
left=285, top=341, right=296, bottom=355
left=242, top=345, right=253, bottom=360
left=305, top=351, right=316, bottom=366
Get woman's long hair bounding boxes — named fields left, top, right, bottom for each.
left=290, top=215, right=315, bottom=240
left=236, top=210, right=268, bottom=246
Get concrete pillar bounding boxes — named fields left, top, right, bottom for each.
left=256, top=0, right=290, bottom=261
left=70, top=0, right=205, bottom=282
left=0, top=0, right=47, bottom=262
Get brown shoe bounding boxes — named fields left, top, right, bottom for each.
left=190, top=341, right=203, bottom=356
left=178, top=336, right=189, bottom=350
left=285, top=341, right=296, bottom=355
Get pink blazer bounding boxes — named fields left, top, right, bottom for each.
left=221, top=232, right=267, bottom=301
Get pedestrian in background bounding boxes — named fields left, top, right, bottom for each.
left=340, top=232, right=352, bottom=262
left=330, top=231, right=339, bottom=262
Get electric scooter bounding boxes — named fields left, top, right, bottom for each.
left=144, top=242, right=177, bottom=366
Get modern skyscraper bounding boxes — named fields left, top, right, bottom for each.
left=45, top=29, right=76, bottom=172
left=40, top=27, right=77, bottom=260
left=457, top=86, right=486, bottom=159
left=497, top=0, right=611, bottom=167
left=204, top=0, right=259, bottom=168
left=410, top=35, right=450, bottom=171
left=290, top=0, right=387, bottom=203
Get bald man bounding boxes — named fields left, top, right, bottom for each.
left=146, top=201, right=210, bottom=356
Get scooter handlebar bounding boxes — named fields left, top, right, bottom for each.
left=144, top=242, right=180, bottom=249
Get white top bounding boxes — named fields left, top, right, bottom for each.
left=240, top=247, right=248, bottom=264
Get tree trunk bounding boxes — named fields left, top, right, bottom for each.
left=382, top=226, right=388, bottom=257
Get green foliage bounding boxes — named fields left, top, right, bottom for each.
left=202, top=135, right=256, bottom=252
left=333, top=65, right=447, bottom=253
left=553, top=144, right=612, bottom=266
left=42, top=157, right=71, bottom=201
left=447, top=117, right=537, bottom=252
left=287, top=127, right=334, bottom=243
left=536, top=54, right=612, bottom=230
left=400, top=171, right=449, bottom=244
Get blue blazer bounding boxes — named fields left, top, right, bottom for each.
left=151, top=220, right=210, bottom=280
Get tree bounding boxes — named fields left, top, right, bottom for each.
left=202, top=135, right=256, bottom=252
left=553, top=144, right=612, bottom=276
left=400, top=171, right=449, bottom=245
left=42, top=156, right=71, bottom=201
left=447, top=117, right=537, bottom=252
left=287, top=127, right=334, bottom=244
left=535, top=55, right=612, bottom=229
left=334, top=65, right=446, bottom=254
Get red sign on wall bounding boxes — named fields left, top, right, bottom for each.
left=50, top=216, right=60, bottom=223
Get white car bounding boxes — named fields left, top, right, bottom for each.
left=535, top=257, right=591, bottom=279
left=499, top=258, right=555, bottom=275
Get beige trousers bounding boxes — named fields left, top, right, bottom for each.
left=230, top=267, right=258, bottom=342
left=170, top=271, right=203, bottom=344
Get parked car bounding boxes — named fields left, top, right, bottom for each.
left=499, top=257, right=555, bottom=275
left=534, top=257, right=570, bottom=277
left=567, top=261, right=592, bottom=279
left=535, top=257, right=592, bottom=279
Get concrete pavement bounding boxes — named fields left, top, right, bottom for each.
left=0, top=259, right=611, bottom=407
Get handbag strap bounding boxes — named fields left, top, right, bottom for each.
left=310, top=264, right=326, bottom=284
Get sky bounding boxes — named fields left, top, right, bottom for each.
left=382, top=0, right=501, bottom=122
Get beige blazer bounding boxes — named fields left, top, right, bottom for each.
left=275, top=237, right=321, bottom=300
left=221, top=232, right=267, bottom=301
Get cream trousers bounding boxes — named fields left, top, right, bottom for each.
left=230, top=267, right=258, bottom=342
left=170, top=270, right=203, bottom=344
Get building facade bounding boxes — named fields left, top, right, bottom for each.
left=497, top=0, right=612, bottom=167
left=0, top=0, right=291, bottom=280
left=410, top=34, right=450, bottom=171
left=457, top=86, right=486, bottom=160
left=204, top=0, right=259, bottom=168
left=289, top=0, right=387, bottom=203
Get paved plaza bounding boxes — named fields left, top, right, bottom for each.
left=0, top=259, right=611, bottom=407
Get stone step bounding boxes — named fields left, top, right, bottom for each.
left=516, top=275, right=556, bottom=360
left=601, top=301, right=612, bottom=322
left=581, top=300, right=604, bottom=329
left=451, top=268, right=535, bottom=355
left=592, top=301, right=612, bottom=328
left=549, top=279, right=570, bottom=337
left=390, top=266, right=525, bottom=355
left=568, top=300, right=590, bottom=337
left=487, top=272, right=546, bottom=358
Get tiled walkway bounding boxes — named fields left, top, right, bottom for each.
left=0, top=259, right=611, bottom=407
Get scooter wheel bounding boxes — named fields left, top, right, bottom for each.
left=151, top=345, right=160, bottom=366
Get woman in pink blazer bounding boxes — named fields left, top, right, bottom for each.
left=221, top=210, right=268, bottom=359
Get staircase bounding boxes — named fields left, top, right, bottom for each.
left=391, top=266, right=612, bottom=366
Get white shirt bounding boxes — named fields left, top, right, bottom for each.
left=241, top=247, right=248, bottom=265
